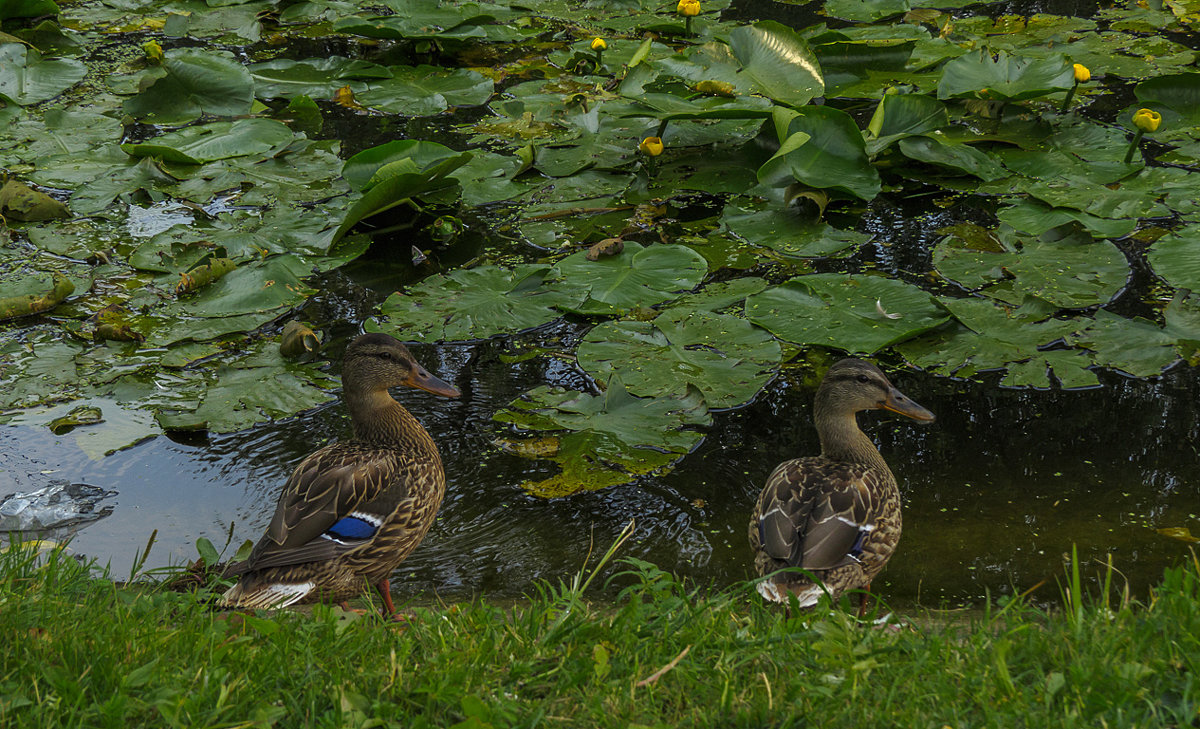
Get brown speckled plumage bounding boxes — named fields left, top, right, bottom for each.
left=220, top=333, right=458, bottom=614
left=749, top=359, right=933, bottom=607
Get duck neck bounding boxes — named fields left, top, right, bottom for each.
left=814, top=399, right=892, bottom=477
left=344, top=387, right=438, bottom=456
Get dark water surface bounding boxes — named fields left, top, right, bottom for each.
left=3, top=0, right=1199, bottom=609
left=4, top=286, right=1199, bottom=609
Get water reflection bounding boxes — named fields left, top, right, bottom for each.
left=4, top=336, right=1198, bottom=608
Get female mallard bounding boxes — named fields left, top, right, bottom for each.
left=220, top=332, right=459, bottom=615
left=749, top=358, right=934, bottom=608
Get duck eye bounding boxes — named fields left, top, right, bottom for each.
left=856, top=374, right=870, bottom=383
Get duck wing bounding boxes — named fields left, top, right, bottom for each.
left=243, top=443, right=406, bottom=571
left=756, top=458, right=885, bottom=571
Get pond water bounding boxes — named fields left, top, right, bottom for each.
left=3, top=0, right=1199, bottom=611
left=5, top=221, right=1199, bottom=610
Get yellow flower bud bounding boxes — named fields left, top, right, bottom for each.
left=677, top=0, right=701, bottom=17
left=1132, top=108, right=1162, bottom=133
left=1073, top=63, right=1090, bottom=83
left=591, top=37, right=607, bottom=51
left=639, top=136, right=664, bottom=157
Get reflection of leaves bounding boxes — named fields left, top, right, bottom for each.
left=578, top=308, right=781, bottom=409
left=494, top=377, right=711, bottom=497
left=371, top=265, right=583, bottom=342
left=747, top=274, right=948, bottom=353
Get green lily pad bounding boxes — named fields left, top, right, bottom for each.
left=547, top=242, right=708, bottom=316
left=998, top=200, right=1138, bottom=240
left=759, top=106, right=881, bottom=200
left=895, top=298, right=1096, bottom=388
left=494, top=377, right=711, bottom=498
left=123, top=51, right=254, bottom=123
left=727, top=22, right=824, bottom=108
left=934, top=234, right=1129, bottom=309
left=1147, top=228, right=1200, bottom=292
left=369, top=264, right=584, bottom=343
left=824, top=0, right=910, bottom=22
left=357, top=67, right=493, bottom=116
left=121, top=119, right=296, bottom=165
left=1070, top=311, right=1179, bottom=378
left=721, top=197, right=869, bottom=258
left=746, top=274, right=949, bottom=354
left=897, top=135, right=1007, bottom=180
left=0, top=43, right=86, bottom=106
left=577, top=308, right=781, bottom=409
left=937, top=50, right=1074, bottom=102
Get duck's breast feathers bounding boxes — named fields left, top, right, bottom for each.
left=756, top=457, right=889, bottom=571
left=244, top=443, right=410, bottom=571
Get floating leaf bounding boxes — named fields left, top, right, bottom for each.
left=727, top=22, right=824, bottom=108
left=895, top=298, right=1096, bottom=388
left=0, top=275, right=74, bottom=321
left=121, top=119, right=296, bottom=165
left=494, top=377, right=711, bottom=498
left=721, top=197, right=869, bottom=258
left=370, top=264, right=583, bottom=342
left=577, top=308, right=781, bottom=409
left=759, top=106, right=881, bottom=200
left=0, top=43, right=86, bottom=106
left=548, top=242, right=708, bottom=316
left=934, top=234, right=1128, bottom=309
left=1147, top=227, right=1200, bottom=292
left=123, top=51, right=254, bottom=123
left=1156, top=527, right=1200, bottom=544
left=746, top=274, right=948, bottom=353
left=938, top=50, right=1074, bottom=102
left=0, top=179, right=69, bottom=221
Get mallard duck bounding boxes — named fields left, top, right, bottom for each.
left=220, top=332, right=459, bottom=615
left=749, top=358, right=934, bottom=608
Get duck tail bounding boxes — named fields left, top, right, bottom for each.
left=219, top=577, right=315, bottom=610
left=757, top=579, right=823, bottom=608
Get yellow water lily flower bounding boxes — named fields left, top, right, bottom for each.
left=1133, top=108, right=1162, bottom=133
left=639, top=137, right=664, bottom=156
left=591, top=37, right=607, bottom=51
left=1073, top=63, right=1090, bottom=83
left=677, top=0, right=701, bottom=16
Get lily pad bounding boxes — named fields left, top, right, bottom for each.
left=121, top=119, right=296, bottom=165
left=895, top=298, right=1096, bottom=388
left=721, top=197, right=870, bottom=258
left=726, top=22, right=824, bottom=108
left=123, top=51, right=254, bottom=123
left=1147, top=227, right=1200, bottom=292
left=937, top=50, right=1074, bottom=102
left=746, top=274, right=949, bottom=353
left=577, top=308, right=781, bottom=409
left=0, top=43, right=86, bottom=106
left=759, top=106, right=881, bottom=200
left=547, top=242, right=708, bottom=316
left=369, top=265, right=584, bottom=342
left=494, top=377, right=711, bottom=498
left=934, top=234, right=1129, bottom=308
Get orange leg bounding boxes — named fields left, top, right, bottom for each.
left=856, top=582, right=873, bottom=618
left=375, top=577, right=397, bottom=617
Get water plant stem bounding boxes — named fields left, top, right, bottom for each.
left=1124, top=129, right=1145, bottom=164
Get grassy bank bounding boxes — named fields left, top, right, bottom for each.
left=1, top=542, right=1197, bottom=728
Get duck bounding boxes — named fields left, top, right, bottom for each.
left=219, top=332, right=459, bottom=616
left=749, top=358, right=934, bottom=610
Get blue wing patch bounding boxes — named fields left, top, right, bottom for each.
left=325, top=516, right=378, bottom=541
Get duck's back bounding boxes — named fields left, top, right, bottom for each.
left=749, top=455, right=900, bottom=603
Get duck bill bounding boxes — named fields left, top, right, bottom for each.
left=405, top=365, right=460, bottom=398
left=881, top=386, right=935, bottom=423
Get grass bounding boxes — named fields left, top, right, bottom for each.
left=1, top=535, right=1199, bottom=728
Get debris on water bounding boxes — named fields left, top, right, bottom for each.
left=0, top=481, right=117, bottom=532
